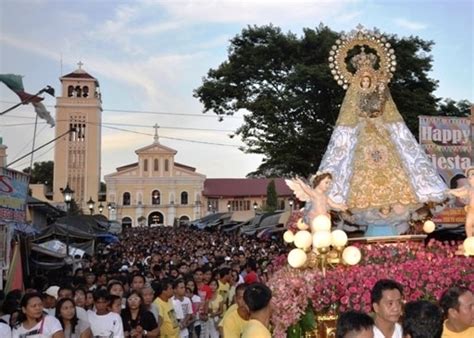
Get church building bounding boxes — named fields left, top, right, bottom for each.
left=104, top=126, right=206, bottom=227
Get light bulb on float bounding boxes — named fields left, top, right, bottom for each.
left=311, top=214, right=331, bottom=233
left=294, top=230, right=313, bottom=249
left=463, top=237, right=474, bottom=256
left=423, top=220, right=435, bottom=233
left=313, top=231, right=332, bottom=250
left=297, top=218, right=309, bottom=230
left=288, top=248, right=307, bottom=268
left=283, top=230, right=295, bottom=243
left=331, top=229, right=348, bottom=248
left=342, top=246, right=362, bottom=265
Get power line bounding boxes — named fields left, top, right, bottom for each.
left=0, top=99, right=243, bottom=119
left=11, top=124, right=49, bottom=159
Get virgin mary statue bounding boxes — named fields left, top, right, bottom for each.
left=318, top=26, right=447, bottom=233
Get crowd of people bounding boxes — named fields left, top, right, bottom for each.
left=0, top=226, right=472, bottom=338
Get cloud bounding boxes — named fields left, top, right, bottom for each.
left=335, top=10, right=362, bottom=23
left=394, top=18, right=427, bottom=31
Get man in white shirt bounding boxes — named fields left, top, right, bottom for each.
left=371, top=279, right=403, bottom=338
left=172, top=279, right=194, bottom=338
left=87, top=289, right=124, bottom=337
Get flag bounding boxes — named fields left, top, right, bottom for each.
left=32, top=102, right=55, bottom=127
left=4, top=241, right=24, bottom=293
left=0, top=74, right=42, bottom=103
left=0, top=74, right=55, bottom=126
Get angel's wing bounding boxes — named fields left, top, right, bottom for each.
left=285, top=178, right=311, bottom=202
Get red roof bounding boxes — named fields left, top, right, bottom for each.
left=203, top=178, right=292, bottom=198
left=62, top=70, right=96, bottom=80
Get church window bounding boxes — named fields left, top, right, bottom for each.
left=144, top=159, right=148, bottom=171
left=154, top=159, right=159, bottom=171
left=181, top=192, right=188, bottom=205
left=82, top=86, right=89, bottom=98
left=152, top=190, right=160, bottom=205
left=123, top=192, right=131, bottom=206
left=67, top=85, right=74, bottom=97
left=74, top=86, right=82, bottom=97
left=165, top=159, right=169, bottom=171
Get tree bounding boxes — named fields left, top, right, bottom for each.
left=266, top=179, right=278, bottom=212
left=23, top=161, right=54, bottom=190
left=437, top=98, right=471, bottom=116
left=194, top=24, right=458, bottom=178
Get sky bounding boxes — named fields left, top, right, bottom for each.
left=0, top=0, right=472, bottom=180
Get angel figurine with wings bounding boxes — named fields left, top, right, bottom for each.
left=286, top=172, right=348, bottom=224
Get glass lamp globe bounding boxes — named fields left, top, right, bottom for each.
left=283, top=230, right=295, bottom=243
left=423, top=220, right=435, bottom=233
left=288, top=248, right=307, bottom=268
left=294, top=230, right=313, bottom=249
left=313, top=231, right=332, bottom=249
left=331, top=229, right=348, bottom=247
left=342, top=246, right=362, bottom=265
left=311, top=215, right=331, bottom=233
left=463, top=237, right=474, bottom=256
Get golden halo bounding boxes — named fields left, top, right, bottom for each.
left=328, top=25, right=396, bottom=90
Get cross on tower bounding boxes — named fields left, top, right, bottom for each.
left=77, top=61, right=84, bottom=69
left=153, top=123, right=160, bottom=143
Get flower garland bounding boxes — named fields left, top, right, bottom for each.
left=268, top=240, right=474, bottom=338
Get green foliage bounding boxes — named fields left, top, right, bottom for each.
left=194, top=24, right=466, bottom=178
left=265, top=179, right=278, bottom=212
left=437, top=98, right=471, bottom=116
left=22, top=161, right=54, bottom=190
left=68, top=199, right=83, bottom=216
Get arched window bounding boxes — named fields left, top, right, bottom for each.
left=74, top=85, right=82, bottom=97
left=154, top=159, right=159, bottom=171
left=123, top=192, right=131, bottom=206
left=165, top=159, right=169, bottom=171
left=152, top=190, right=160, bottom=205
left=181, top=191, right=188, bottom=205
left=67, top=85, right=74, bottom=97
left=122, top=217, right=132, bottom=228
left=144, top=159, right=148, bottom=171
left=82, top=86, right=89, bottom=98
left=179, top=215, right=190, bottom=226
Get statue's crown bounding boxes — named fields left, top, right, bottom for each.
left=351, top=47, right=378, bottom=70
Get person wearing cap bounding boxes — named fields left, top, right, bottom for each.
left=43, top=286, right=60, bottom=316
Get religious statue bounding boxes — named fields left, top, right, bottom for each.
left=316, top=26, right=447, bottom=231
left=286, top=172, right=347, bottom=224
left=448, top=167, right=474, bottom=240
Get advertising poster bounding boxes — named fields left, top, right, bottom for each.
left=0, top=167, right=30, bottom=222
left=419, top=116, right=472, bottom=224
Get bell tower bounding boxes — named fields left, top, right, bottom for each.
left=53, top=62, right=102, bottom=212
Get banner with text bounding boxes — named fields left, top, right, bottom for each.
left=0, top=167, right=29, bottom=222
left=419, top=116, right=472, bottom=224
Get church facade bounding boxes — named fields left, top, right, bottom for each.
left=104, top=128, right=206, bottom=227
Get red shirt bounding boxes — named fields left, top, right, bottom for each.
left=244, top=271, right=259, bottom=284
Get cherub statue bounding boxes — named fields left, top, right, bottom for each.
left=448, top=167, right=474, bottom=239
left=285, top=172, right=348, bottom=224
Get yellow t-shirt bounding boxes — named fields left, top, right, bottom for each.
left=218, top=280, right=230, bottom=305
left=209, top=294, right=224, bottom=314
left=218, top=306, right=248, bottom=338
left=442, top=321, right=474, bottom=338
left=154, top=297, right=180, bottom=338
left=241, top=319, right=271, bottom=338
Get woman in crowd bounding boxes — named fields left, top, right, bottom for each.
left=121, top=290, right=159, bottom=338
left=55, top=298, right=92, bottom=338
left=207, top=279, right=224, bottom=338
left=73, top=288, right=87, bottom=309
left=12, top=292, right=64, bottom=338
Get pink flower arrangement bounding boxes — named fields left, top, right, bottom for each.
left=268, top=239, right=474, bottom=338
